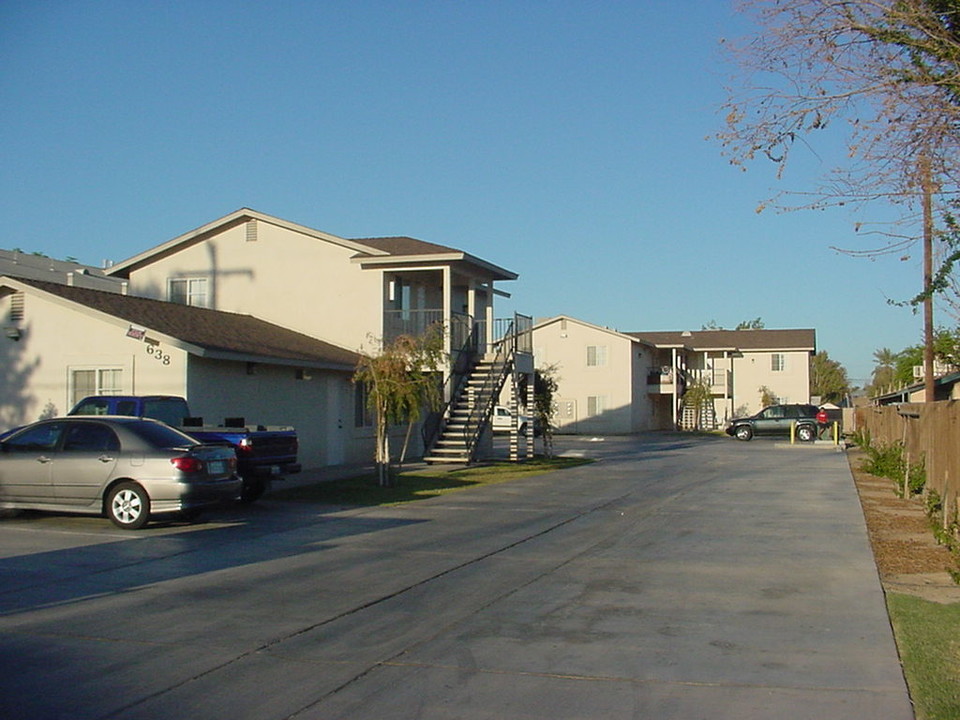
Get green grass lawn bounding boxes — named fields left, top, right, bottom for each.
left=886, top=593, right=960, bottom=720
left=268, top=456, right=594, bottom=507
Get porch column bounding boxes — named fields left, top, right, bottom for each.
left=672, top=347, right=679, bottom=428
left=485, top=298, right=495, bottom=357
left=509, top=370, right=519, bottom=462
left=724, top=350, right=732, bottom=423
left=442, top=265, right=452, bottom=359
left=467, top=279, right=477, bottom=327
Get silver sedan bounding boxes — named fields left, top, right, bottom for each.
left=0, top=416, right=241, bottom=529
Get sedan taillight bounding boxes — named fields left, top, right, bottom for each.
left=171, top=456, right=203, bottom=473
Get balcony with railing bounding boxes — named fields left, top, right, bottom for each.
left=383, top=309, right=531, bottom=359
left=383, top=308, right=445, bottom=344
left=686, top=366, right=730, bottom=395
left=647, top=366, right=675, bottom=393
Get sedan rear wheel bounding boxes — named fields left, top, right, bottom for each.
left=734, top=425, right=753, bottom=441
left=107, top=482, right=151, bottom=530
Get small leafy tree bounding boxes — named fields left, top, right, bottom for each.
left=809, top=351, right=851, bottom=403
left=701, top=317, right=765, bottom=330
left=759, top=385, right=778, bottom=407
left=889, top=328, right=960, bottom=386
left=354, top=329, right=444, bottom=487
left=533, top=365, right=559, bottom=458
left=735, top=317, right=765, bottom=330
left=681, top=379, right=713, bottom=430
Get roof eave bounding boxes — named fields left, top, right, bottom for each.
left=352, top=252, right=518, bottom=281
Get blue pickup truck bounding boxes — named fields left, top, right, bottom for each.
left=69, top=395, right=300, bottom=502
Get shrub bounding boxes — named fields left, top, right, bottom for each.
left=926, top=490, right=960, bottom=557
left=858, top=440, right=925, bottom=497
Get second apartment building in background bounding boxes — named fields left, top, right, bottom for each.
left=534, top=316, right=815, bottom=433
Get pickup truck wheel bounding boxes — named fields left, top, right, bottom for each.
left=734, top=425, right=753, bottom=441
left=239, top=477, right=267, bottom=504
left=107, top=482, right=151, bottom=530
left=797, top=425, right=816, bottom=442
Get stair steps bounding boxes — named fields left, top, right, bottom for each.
left=424, top=357, right=511, bottom=464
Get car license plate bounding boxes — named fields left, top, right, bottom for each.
left=207, top=460, right=227, bottom=475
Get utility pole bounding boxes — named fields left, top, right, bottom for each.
left=921, top=153, right=935, bottom=403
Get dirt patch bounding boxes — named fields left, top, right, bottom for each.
left=848, top=448, right=960, bottom=604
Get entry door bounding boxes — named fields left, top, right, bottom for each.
left=325, top=376, right=347, bottom=466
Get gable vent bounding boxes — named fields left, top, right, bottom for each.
left=245, top=219, right=258, bottom=242
left=9, top=292, right=24, bottom=322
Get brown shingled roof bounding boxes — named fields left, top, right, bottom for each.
left=12, top=278, right=360, bottom=369
left=350, top=236, right=461, bottom=257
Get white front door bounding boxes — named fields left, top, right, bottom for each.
left=325, top=376, right=347, bottom=466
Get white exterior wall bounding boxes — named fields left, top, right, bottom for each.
left=185, top=357, right=375, bottom=469
left=533, top=319, right=640, bottom=434
left=731, top=350, right=811, bottom=416
left=0, top=287, right=379, bottom=470
left=0, top=290, right=188, bottom=428
left=630, top=344, right=656, bottom=431
left=124, top=220, right=382, bottom=352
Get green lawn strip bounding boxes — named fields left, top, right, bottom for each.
left=269, top=456, right=594, bottom=507
left=886, top=593, right=960, bottom=720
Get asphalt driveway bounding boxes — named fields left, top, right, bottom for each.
left=0, top=434, right=912, bottom=719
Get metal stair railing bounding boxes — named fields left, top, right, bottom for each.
left=421, top=317, right=479, bottom=454
left=461, top=316, right=523, bottom=462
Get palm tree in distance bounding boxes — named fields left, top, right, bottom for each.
left=869, top=348, right=897, bottom=396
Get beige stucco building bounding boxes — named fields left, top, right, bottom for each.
left=105, top=209, right=517, bottom=360
left=534, top=317, right=816, bottom=433
left=0, top=276, right=362, bottom=468
left=531, top=316, right=659, bottom=434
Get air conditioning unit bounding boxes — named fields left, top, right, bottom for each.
left=913, top=362, right=957, bottom=379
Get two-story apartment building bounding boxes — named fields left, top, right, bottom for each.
left=531, top=316, right=660, bottom=434
left=533, top=316, right=816, bottom=433
left=1, top=209, right=530, bottom=468
left=104, top=209, right=517, bottom=360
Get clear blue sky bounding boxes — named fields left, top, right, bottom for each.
left=0, top=1, right=933, bottom=385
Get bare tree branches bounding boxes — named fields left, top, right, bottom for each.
left=720, top=0, right=960, bottom=205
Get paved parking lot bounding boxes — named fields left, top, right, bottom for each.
left=0, top=434, right=912, bottom=719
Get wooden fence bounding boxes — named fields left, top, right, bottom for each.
left=854, top=401, right=960, bottom=525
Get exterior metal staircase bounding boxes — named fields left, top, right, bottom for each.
left=680, top=401, right=718, bottom=430
left=422, top=313, right=532, bottom=464
left=424, top=354, right=512, bottom=464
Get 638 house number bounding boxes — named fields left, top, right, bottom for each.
left=145, top=344, right=171, bottom=365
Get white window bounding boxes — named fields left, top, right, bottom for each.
left=587, top=395, right=606, bottom=417
left=70, top=368, right=123, bottom=407
left=169, top=277, right=209, bottom=307
left=586, top=345, right=607, bottom=367
left=771, top=353, right=785, bottom=372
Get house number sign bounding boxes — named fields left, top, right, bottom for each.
left=145, top=343, right=171, bottom=366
